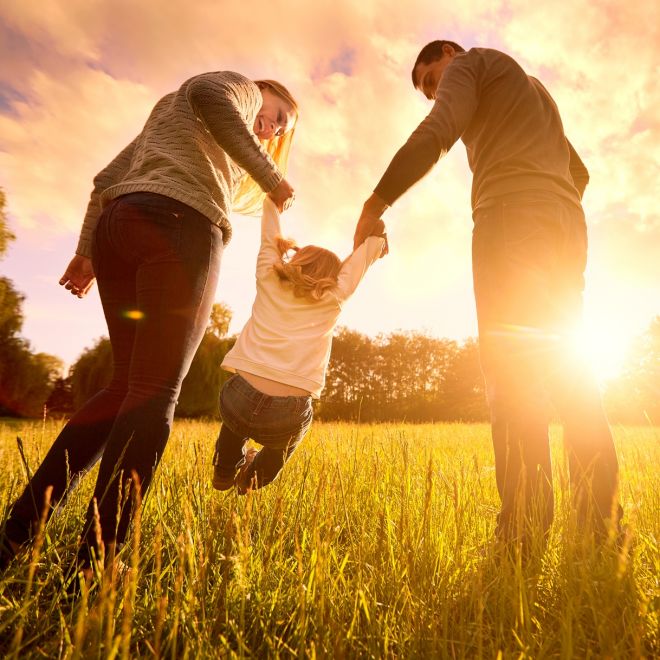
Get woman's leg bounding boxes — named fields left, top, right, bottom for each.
left=3, top=201, right=134, bottom=548
left=78, top=195, right=224, bottom=559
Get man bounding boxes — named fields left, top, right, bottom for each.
left=354, top=41, right=621, bottom=545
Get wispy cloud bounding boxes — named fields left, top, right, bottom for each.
left=0, top=0, right=658, bottom=364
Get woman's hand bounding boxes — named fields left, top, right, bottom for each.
left=267, top=178, right=295, bottom=212
left=59, top=255, right=96, bottom=298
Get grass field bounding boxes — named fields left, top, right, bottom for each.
left=1, top=419, right=659, bottom=658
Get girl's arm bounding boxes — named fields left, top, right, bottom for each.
left=256, top=198, right=283, bottom=278
left=76, top=137, right=138, bottom=258
left=335, top=236, right=386, bottom=301
left=185, top=72, right=282, bottom=194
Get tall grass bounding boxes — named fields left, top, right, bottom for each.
left=1, top=419, right=658, bottom=657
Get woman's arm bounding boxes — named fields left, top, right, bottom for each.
left=186, top=72, right=282, bottom=194
left=76, top=138, right=137, bottom=258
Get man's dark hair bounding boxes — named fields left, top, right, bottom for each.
left=411, top=40, right=466, bottom=87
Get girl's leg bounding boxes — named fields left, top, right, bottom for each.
left=212, top=424, right=248, bottom=489
left=248, top=436, right=302, bottom=488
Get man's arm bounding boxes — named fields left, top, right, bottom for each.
left=566, top=139, right=589, bottom=199
left=354, top=52, right=479, bottom=249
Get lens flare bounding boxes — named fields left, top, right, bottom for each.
left=123, top=310, right=145, bottom=320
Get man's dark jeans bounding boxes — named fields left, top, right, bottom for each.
left=6, top=192, right=223, bottom=557
left=472, top=192, right=620, bottom=540
left=213, top=374, right=313, bottom=488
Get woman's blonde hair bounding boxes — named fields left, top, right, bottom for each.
left=233, top=80, right=299, bottom=216
left=273, top=237, right=342, bottom=301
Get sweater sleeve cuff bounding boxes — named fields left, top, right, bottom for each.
left=76, top=237, right=93, bottom=259
left=255, top=168, right=283, bottom=193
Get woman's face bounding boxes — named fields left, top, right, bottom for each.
left=254, top=87, right=296, bottom=140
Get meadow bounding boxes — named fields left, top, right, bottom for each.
left=0, top=419, right=658, bottom=658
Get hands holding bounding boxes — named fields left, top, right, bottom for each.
left=353, top=193, right=390, bottom=256
left=59, top=255, right=95, bottom=298
left=268, top=178, right=295, bottom=212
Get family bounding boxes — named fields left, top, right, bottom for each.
left=1, top=40, right=621, bottom=582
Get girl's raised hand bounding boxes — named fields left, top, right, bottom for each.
left=268, top=178, right=295, bottom=212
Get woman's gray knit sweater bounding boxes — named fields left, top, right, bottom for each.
left=77, top=71, right=283, bottom=257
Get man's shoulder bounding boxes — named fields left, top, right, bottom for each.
left=464, top=47, right=519, bottom=64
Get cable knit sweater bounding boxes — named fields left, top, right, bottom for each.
left=76, top=71, right=283, bottom=257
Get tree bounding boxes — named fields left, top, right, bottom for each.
left=69, top=336, right=113, bottom=409
left=0, top=189, right=62, bottom=417
left=45, top=376, right=75, bottom=415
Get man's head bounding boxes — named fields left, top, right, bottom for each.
left=411, top=40, right=466, bottom=99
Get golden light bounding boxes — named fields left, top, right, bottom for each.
left=570, top=317, right=633, bottom=384
left=123, top=310, right=145, bottom=320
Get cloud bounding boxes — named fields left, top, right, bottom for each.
left=0, top=0, right=658, bottom=363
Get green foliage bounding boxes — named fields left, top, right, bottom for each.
left=0, top=420, right=658, bottom=656
left=321, top=328, right=488, bottom=421
left=0, top=188, right=61, bottom=417
left=0, top=343, right=62, bottom=417
left=0, top=188, right=16, bottom=259
left=69, top=336, right=113, bottom=409
left=177, top=334, right=235, bottom=417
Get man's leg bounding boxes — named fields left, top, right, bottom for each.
left=546, top=205, right=621, bottom=532
left=473, top=195, right=568, bottom=542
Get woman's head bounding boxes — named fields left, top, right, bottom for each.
left=233, top=79, right=299, bottom=216
left=273, top=237, right=342, bottom=302
left=253, top=80, right=298, bottom=140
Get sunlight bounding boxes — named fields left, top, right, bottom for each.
left=571, top=317, right=633, bottom=384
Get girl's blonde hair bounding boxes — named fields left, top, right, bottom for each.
left=273, top=237, right=342, bottom=301
left=233, top=80, right=299, bottom=216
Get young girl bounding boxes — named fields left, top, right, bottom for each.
left=212, top=198, right=386, bottom=493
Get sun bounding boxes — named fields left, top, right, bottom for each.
left=570, top=316, right=633, bottom=385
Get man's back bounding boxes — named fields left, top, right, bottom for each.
left=438, top=47, right=582, bottom=209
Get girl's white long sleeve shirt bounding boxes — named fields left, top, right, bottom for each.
left=222, top=199, right=385, bottom=398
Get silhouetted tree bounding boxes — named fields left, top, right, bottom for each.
left=177, top=303, right=235, bottom=417
left=45, top=376, right=75, bottom=415
left=0, top=188, right=62, bottom=416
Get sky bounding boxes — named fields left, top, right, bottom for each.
left=0, top=0, right=658, bottom=380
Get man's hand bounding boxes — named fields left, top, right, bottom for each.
left=267, top=178, right=295, bottom=212
left=59, top=255, right=95, bottom=298
left=353, top=193, right=390, bottom=253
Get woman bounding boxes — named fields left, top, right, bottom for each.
left=0, top=72, right=298, bottom=578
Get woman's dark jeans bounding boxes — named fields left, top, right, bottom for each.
left=5, top=192, right=223, bottom=558
left=472, top=192, right=621, bottom=541
left=213, top=374, right=313, bottom=488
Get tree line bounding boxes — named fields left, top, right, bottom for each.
left=0, top=190, right=62, bottom=416
left=39, top=318, right=660, bottom=424
left=1, top=187, right=658, bottom=424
